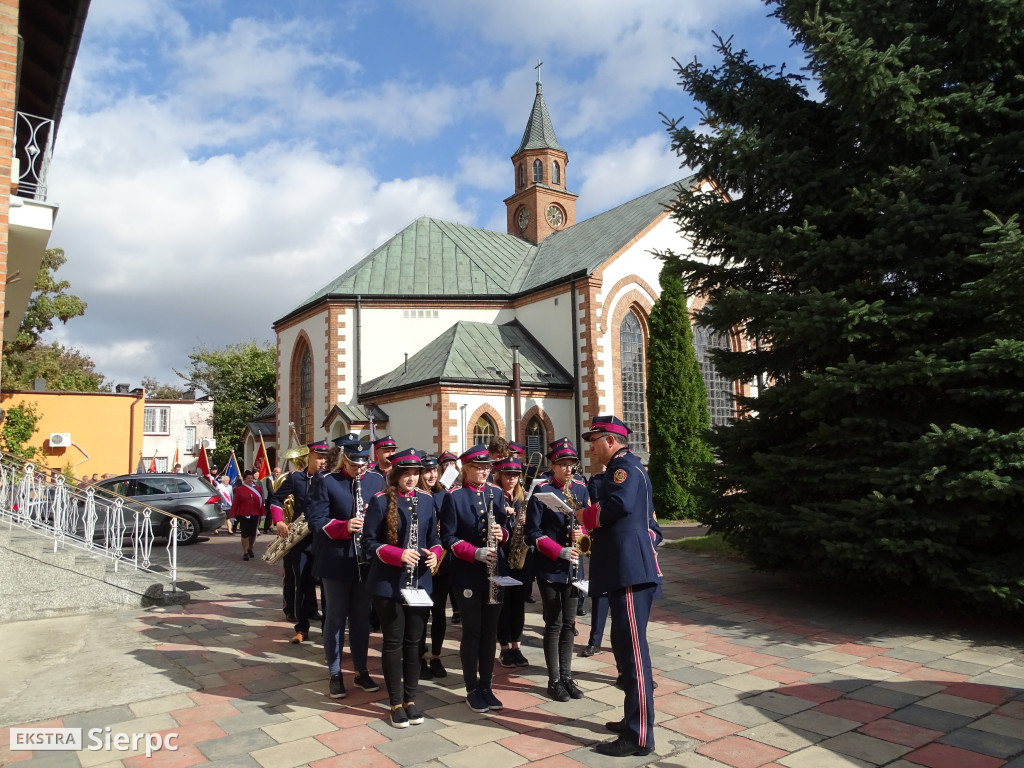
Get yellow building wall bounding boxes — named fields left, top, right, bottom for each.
left=1, top=390, right=146, bottom=478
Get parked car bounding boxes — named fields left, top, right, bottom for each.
left=94, top=473, right=226, bottom=545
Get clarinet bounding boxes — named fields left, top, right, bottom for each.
left=406, top=494, right=419, bottom=591
left=487, top=495, right=500, bottom=605
left=353, top=474, right=367, bottom=571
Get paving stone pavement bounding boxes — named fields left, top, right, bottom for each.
left=3, top=533, right=1023, bottom=768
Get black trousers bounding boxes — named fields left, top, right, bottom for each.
left=455, top=588, right=503, bottom=692
left=538, top=579, right=576, bottom=682
left=419, top=567, right=452, bottom=658
left=284, top=545, right=317, bottom=633
left=373, top=596, right=429, bottom=707
left=497, top=574, right=528, bottom=645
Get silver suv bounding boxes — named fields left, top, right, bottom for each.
left=95, top=473, right=226, bottom=545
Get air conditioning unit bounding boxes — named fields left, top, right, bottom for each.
left=49, top=433, right=72, bottom=448
left=202, top=438, right=217, bottom=450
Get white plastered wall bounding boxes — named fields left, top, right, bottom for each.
left=513, top=288, right=573, bottom=367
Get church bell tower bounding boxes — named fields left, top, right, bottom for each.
left=505, top=64, right=578, bottom=244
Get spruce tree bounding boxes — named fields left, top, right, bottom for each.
left=647, top=260, right=713, bottom=520
left=664, top=0, right=1024, bottom=609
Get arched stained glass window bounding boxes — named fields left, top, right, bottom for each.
left=694, top=326, right=735, bottom=425
left=525, top=417, right=546, bottom=461
left=298, top=347, right=313, bottom=444
left=473, top=414, right=496, bottom=445
left=620, top=311, right=648, bottom=449
left=552, top=161, right=560, bottom=185
left=532, top=159, right=543, bottom=183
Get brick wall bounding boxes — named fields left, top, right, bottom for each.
left=0, top=0, right=18, bottom=383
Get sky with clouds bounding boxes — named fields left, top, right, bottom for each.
left=45, top=0, right=801, bottom=390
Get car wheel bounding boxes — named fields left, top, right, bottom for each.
left=171, top=513, right=201, bottom=545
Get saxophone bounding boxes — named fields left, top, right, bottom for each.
left=506, top=495, right=528, bottom=571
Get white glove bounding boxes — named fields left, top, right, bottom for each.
left=475, top=547, right=494, bottom=563
left=558, top=546, right=574, bottom=561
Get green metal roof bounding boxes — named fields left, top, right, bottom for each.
left=361, top=320, right=573, bottom=397
left=515, top=80, right=565, bottom=155
left=282, top=176, right=694, bottom=320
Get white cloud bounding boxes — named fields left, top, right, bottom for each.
left=576, top=132, right=688, bottom=216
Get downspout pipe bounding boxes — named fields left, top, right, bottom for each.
left=512, top=346, right=522, bottom=443
left=355, top=296, right=362, bottom=400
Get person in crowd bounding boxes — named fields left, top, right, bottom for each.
left=436, top=449, right=463, bottom=624
left=215, top=474, right=233, bottom=536
left=417, top=454, right=451, bottom=680
left=306, top=434, right=384, bottom=699
left=271, top=442, right=328, bottom=642
left=496, top=456, right=531, bottom=668
left=576, top=416, right=663, bottom=757
left=367, top=435, right=397, bottom=484
left=526, top=439, right=589, bottom=702
left=231, top=470, right=264, bottom=560
left=363, top=449, right=441, bottom=728
left=439, top=445, right=509, bottom=713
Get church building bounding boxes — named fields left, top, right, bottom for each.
left=271, top=76, right=749, bottom=474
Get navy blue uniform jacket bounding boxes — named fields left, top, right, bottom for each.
left=439, top=482, right=509, bottom=594
left=270, top=469, right=320, bottom=551
left=526, top=478, right=589, bottom=584
left=587, top=450, right=662, bottom=596
left=306, top=469, right=386, bottom=581
left=362, top=489, right=442, bottom=600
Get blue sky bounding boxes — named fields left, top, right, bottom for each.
left=46, top=0, right=800, bottom=389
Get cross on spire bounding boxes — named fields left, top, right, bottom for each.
left=535, top=59, right=543, bottom=83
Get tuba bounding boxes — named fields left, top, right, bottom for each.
left=261, top=451, right=311, bottom=564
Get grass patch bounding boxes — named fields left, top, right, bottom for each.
left=665, top=532, right=738, bottom=557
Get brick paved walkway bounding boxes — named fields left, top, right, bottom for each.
left=2, top=537, right=1023, bottom=768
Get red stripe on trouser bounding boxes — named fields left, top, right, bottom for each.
left=625, top=586, right=647, bottom=747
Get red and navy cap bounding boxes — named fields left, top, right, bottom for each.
left=373, top=435, right=397, bottom=449
left=438, top=450, right=458, bottom=464
left=307, top=441, right=330, bottom=454
left=508, top=441, right=526, bottom=456
left=459, top=444, right=494, bottom=465
left=546, top=438, right=578, bottom=462
left=390, top=448, right=423, bottom=469
left=494, top=457, right=524, bottom=474
left=581, top=416, right=631, bottom=441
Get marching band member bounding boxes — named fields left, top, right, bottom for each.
left=306, top=435, right=384, bottom=699
left=439, top=444, right=509, bottom=713
left=271, top=441, right=328, bottom=643
left=495, top=457, right=531, bottom=668
left=231, top=470, right=265, bottom=561
left=363, top=449, right=442, bottom=728
left=436, top=449, right=462, bottom=623
left=576, top=415, right=662, bottom=757
left=367, top=435, right=397, bottom=484
left=418, top=455, right=451, bottom=679
left=525, top=439, right=589, bottom=701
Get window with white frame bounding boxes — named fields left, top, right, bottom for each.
left=183, top=426, right=196, bottom=452
left=143, top=407, right=170, bottom=434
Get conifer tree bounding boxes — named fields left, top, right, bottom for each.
left=664, top=0, right=1024, bottom=609
left=647, top=260, right=713, bottom=520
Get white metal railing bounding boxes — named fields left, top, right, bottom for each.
left=14, top=111, right=55, bottom=201
left=0, top=454, right=180, bottom=592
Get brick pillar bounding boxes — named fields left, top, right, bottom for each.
left=0, top=0, right=18, bottom=387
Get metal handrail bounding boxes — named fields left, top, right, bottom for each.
left=0, top=455, right=183, bottom=592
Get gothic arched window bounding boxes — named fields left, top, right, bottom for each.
left=551, top=161, right=560, bottom=185
left=532, top=159, right=543, bottom=183
left=620, top=311, right=648, bottom=449
left=298, top=347, right=313, bottom=444
left=516, top=164, right=524, bottom=188
left=694, top=326, right=735, bottom=425
left=525, top=417, right=546, bottom=460
left=473, top=414, right=496, bottom=445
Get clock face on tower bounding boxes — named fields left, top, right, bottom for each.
left=546, top=204, right=564, bottom=229
left=517, top=206, right=530, bottom=230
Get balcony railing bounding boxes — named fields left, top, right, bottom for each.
left=0, top=454, right=181, bottom=592
left=13, top=111, right=55, bottom=201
